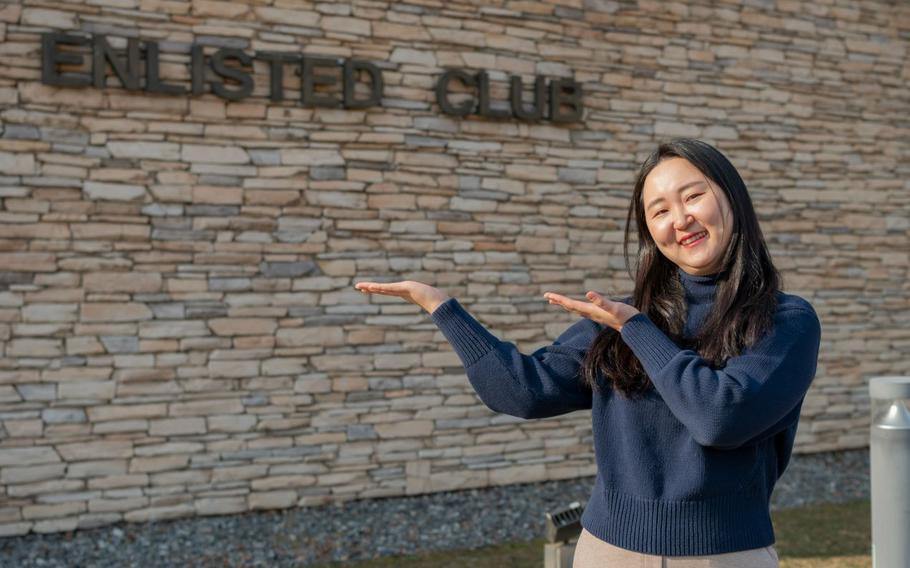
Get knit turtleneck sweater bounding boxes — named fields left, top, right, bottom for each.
left=429, top=267, right=821, bottom=556
left=679, top=267, right=720, bottom=337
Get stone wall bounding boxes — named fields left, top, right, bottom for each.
left=0, top=0, right=908, bottom=536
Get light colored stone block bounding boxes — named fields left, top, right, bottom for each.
left=0, top=151, right=36, bottom=175
left=124, top=504, right=194, bottom=522
left=87, top=474, right=148, bottom=490
left=139, top=321, right=209, bottom=339
left=66, top=460, right=127, bottom=478
left=57, top=381, right=116, bottom=400
left=56, top=440, right=132, bottom=461
left=375, top=421, right=434, bottom=439
left=41, top=408, right=86, bottom=424
left=23, top=501, right=85, bottom=520
left=89, top=497, right=147, bottom=513
left=0, top=522, right=31, bottom=537
left=0, top=253, right=56, bottom=272
left=7, top=479, right=84, bottom=498
left=129, top=455, right=189, bottom=473
left=207, top=414, right=257, bottom=433
left=1, top=463, right=65, bottom=484
left=83, top=181, right=147, bottom=202
left=195, top=497, right=247, bottom=516
left=169, top=398, right=244, bottom=416
left=88, top=404, right=167, bottom=422
left=3, top=419, right=44, bottom=438
left=207, top=360, right=259, bottom=379
left=33, top=517, right=79, bottom=533
left=20, top=8, right=76, bottom=27
left=7, top=338, right=63, bottom=357
left=0, top=446, right=60, bottom=467
left=253, top=6, right=318, bottom=26
left=211, top=464, right=268, bottom=482
left=276, top=327, right=344, bottom=347
left=149, top=418, right=206, bottom=436
left=249, top=491, right=296, bottom=510
left=107, top=142, right=180, bottom=161
left=322, top=16, right=369, bottom=35
left=208, top=318, right=278, bottom=336
left=83, top=272, right=162, bottom=293
left=279, top=149, right=344, bottom=166
left=181, top=144, right=249, bottom=164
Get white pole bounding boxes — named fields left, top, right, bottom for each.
left=869, top=376, right=910, bottom=568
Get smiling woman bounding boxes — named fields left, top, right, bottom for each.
left=643, top=158, right=734, bottom=277
left=355, top=138, right=821, bottom=568
left=582, top=138, right=783, bottom=397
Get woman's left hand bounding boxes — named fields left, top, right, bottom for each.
left=543, top=291, right=641, bottom=332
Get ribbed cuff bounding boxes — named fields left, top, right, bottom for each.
left=429, top=298, right=501, bottom=368
left=619, top=312, right=682, bottom=379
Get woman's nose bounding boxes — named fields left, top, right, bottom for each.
left=672, top=212, right=693, bottom=230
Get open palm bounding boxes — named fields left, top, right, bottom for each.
left=544, top=290, right=641, bottom=332
left=354, top=280, right=450, bottom=314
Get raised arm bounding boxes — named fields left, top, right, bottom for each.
left=353, top=280, right=632, bottom=420
left=430, top=297, right=599, bottom=419
left=619, top=301, right=822, bottom=449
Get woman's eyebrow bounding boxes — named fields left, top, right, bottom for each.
left=646, top=180, right=707, bottom=210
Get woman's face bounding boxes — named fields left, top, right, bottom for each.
left=642, top=157, right=734, bottom=276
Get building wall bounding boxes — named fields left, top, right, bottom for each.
left=0, top=0, right=908, bottom=536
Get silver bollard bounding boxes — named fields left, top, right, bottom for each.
left=869, top=376, right=910, bottom=568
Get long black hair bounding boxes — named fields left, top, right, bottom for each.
left=581, top=138, right=781, bottom=397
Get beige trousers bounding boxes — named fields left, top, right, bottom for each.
left=573, top=528, right=779, bottom=568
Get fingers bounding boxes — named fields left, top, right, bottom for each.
left=354, top=281, right=413, bottom=300
left=544, top=292, right=585, bottom=314
left=544, top=291, right=610, bottom=315
left=586, top=291, right=606, bottom=305
left=355, top=281, right=399, bottom=294
left=355, top=281, right=396, bottom=290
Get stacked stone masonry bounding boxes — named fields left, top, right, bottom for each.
left=0, top=0, right=908, bottom=536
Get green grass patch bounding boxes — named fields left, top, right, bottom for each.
left=774, top=500, right=870, bottom=558
left=314, top=499, right=871, bottom=568
left=775, top=500, right=871, bottom=568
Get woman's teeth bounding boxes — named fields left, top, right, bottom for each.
left=682, top=231, right=707, bottom=245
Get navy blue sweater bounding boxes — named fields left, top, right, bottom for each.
left=429, top=267, right=821, bottom=556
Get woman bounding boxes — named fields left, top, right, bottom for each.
left=354, top=138, right=821, bottom=567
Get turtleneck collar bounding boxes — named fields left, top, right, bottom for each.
left=677, top=266, right=721, bottom=304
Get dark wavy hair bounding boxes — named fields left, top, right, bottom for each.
left=581, top=138, right=781, bottom=397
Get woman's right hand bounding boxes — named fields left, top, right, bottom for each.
left=354, top=280, right=451, bottom=315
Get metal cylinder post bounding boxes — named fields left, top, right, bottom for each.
left=869, top=376, right=910, bottom=568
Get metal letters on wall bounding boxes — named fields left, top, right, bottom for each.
left=41, top=32, right=584, bottom=124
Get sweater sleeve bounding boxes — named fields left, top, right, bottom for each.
left=619, top=303, right=821, bottom=450
left=429, top=297, right=598, bottom=419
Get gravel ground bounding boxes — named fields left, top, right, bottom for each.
left=0, top=449, right=870, bottom=567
